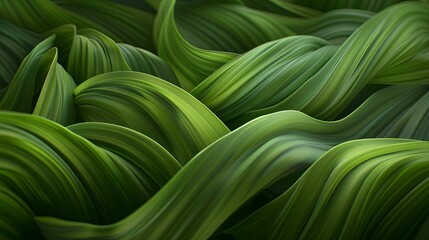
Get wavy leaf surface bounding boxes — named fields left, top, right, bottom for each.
left=0, top=1, right=428, bottom=239
left=74, top=71, right=230, bottom=163
left=0, top=0, right=155, bottom=51
left=31, top=84, right=429, bottom=239
left=192, top=2, right=429, bottom=126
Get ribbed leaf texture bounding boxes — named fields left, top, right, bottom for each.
left=0, top=0, right=429, bottom=239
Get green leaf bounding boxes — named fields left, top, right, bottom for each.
left=0, top=36, right=55, bottom=113
left=53, top=0, right=155, bottom=51
left=44, top=24, right=77, bottom=66
left=226, top=140, right=429, bottom=240
left=67, top=29, right=131, bottom=84
left=0, top=112, right=160, bottom=226
left=0, top=186, right=39, bottom=239
left=278, top=0, right=407, bottom=12
left=154, top=0, right=375, bottom=90
left=154, top=0, right=238, bottom=90
left=74, top=71, right=230, bottom=164
left=192, top=2, right=429, bottom=126
left=241, top=0, right=323, bottom=17
left=118, top=43, right=179, bottom=85
left=32, top=48, right=76, bottom=126
left=67, top=122, right=181, bottom=192
left=0, top=21, right=43, bottom=92
left=34, top=84, right=429, bottom=239
left=0, top=0, right=155, bottom=51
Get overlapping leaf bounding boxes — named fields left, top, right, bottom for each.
left=0, top=21, right=43, bottom=94
left=227, top=140, right=429, bottom=239
left=28, top=84, right=429, bottom=239
left=0, top=0, right=155, bottom=51
left=0, top=112, right=181, bottom=239
left=0, top=0, right=429, bottom=239
left=192, top=2, right=429, bottom=127
left=74, top=71, right=229, bottom=163
left=155, top=0, right=374, bottom=90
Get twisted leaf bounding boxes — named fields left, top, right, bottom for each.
left=192, top=2, right=429, bottom=126
left=34, top=84, right=429, bottom=239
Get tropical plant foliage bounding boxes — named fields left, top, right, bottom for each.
left=0, top=0, right=429, bottom=239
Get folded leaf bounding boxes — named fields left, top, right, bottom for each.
left=118, top=43, right=179, bottom=85
left=227, top=140, right=429, bottom=240
left=34, top=84, right=429, bottom=239
left=67, top=122, right=181, bottom=191
left=0, top=0, right=155, bottom=51
left=193, top=2, right=429, bottom=126
left=74, top=71, right=230, bottom=164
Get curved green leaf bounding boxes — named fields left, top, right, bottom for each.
left=33, top=49, right=76, bottom=126
left=0, top=186, right=38, bottom=239
left=34, top=84, right=429, bottom=239
left=0, top=112, right=168, bottom=235
left=0, top=35, right=76, bottom=125
left=67, top=122, right=181, bottom=191
left=0, top=1, right=428, bottom=239
left=53, top=0, right=155, bottom=51
left=193, top=2, right=429, bottom=126
left=44, top=24, right=77, bottom=66
left=241, top=0, right=323, bottom=17
left=0, top=0, right=155, bottom=51
left=155, top=0, right=372, bottom=90
left=118, top=43, right=179, bottom=85
left=0, top=21, right=43, bottom=92
left=155, top=0, right=238, bottom=90
left=74, top=71, right=230, bottom=164
left=67, top=29, right=131, bottom=84
left=280, top=0, right=406, bottom=12
left=227, top=140, right=429, bottom=240
left=0, top=36, right=55, bottom=113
